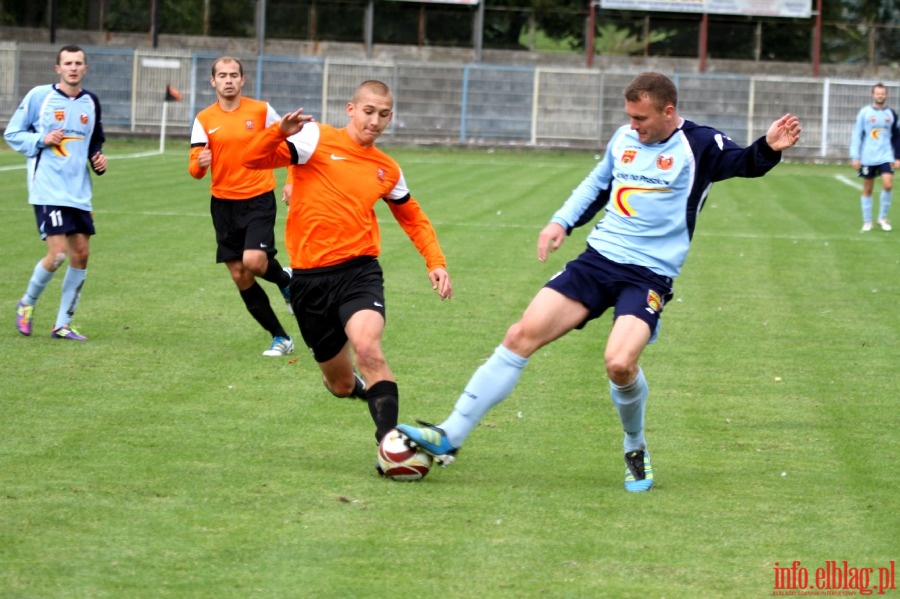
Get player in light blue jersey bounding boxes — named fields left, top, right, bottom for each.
left=849, top=82, right=900, bottom=232
left=398, top=72, right=801, bottom=492
left=5, top=45, right=107, bottom=341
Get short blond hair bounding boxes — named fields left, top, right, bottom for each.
left=353, top=80, right=392, bottom=103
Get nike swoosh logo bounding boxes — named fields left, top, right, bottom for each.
left=330, top=154, right=347, bottom=161
left=374, top=302, right=383, bottom=308
left=208, top=127, right=220, bottom=134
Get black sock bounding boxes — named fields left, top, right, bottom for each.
left=239, top=282, right=287, bottom=338
left=366, top=380, right=399, bottom=443
left=262, top=256, right=290, bottom=289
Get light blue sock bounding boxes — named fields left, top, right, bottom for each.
left=23, top=261, right=55, bottom=305
left=879, top=190, right=892, bottom=221
left=439, top=344, right=529, bottom=448
left=610, top=367, right=648, bottom=453
left=861, top=195, right=873, bottom=223
left=55, top=267, right=86, bottom=329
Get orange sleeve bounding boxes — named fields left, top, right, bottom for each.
left=242, top=123, right=293, bottom=171
left=387, top=197, right=447, bottom=271
left=188, top=144, right=207, bottom=180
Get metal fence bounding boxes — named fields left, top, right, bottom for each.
left=2, top=42, right=895, bottom=161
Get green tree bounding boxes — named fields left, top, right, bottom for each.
left=834, top=0, right=900, bottom=64
left=105, top=0, right=251, bottom=36
left=593, top=22, right=673, bottom=55
left=0, top=0, right=895, bottom=66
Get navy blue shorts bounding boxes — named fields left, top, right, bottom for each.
left=858, top=163, right=894, bottom=179
left=290, top=257, right=386, bottom=362
left=210, top=191, right=279, bottom=263
left=34, top=204, right=95, bottom=239
left=544, top=246, right=673, bottom=342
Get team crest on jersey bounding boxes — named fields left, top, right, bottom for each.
left=656, top=154, right=674, bottom=171
left=80, top=114, right=89, bottom=125
left=377, top=168, right=385, bottom=182
left=621, top=149, right=638, bottom=164
left=646, top=290, right=662, bottom=313
left=54, top=109, right=65, bottom=122
left=245, top=120, right=254, bottom=130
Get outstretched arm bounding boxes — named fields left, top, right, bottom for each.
left=277, top=108, right=315, bottom=136
left=241, top=122, right=295, bottom=170
left=765, top=114, right=801, bottom=152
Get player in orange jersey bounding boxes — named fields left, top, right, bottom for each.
left=242, top=80, right=452, bottom=449
left=189, top=56, right=295, bottom=357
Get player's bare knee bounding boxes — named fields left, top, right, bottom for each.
left=502, top=321, right=529, bottom=351
left=71, top=252, right=89, bottom=266
left=502, top=323, right=519, bottom=345
left=324, top=377, right=355, bottom=398
left=605, top=358, right=636, bottom=385
left=51, top=252, right=67, bottom=269
left=502, top=322, right=544, bottom=358
left=242, top=255, right=267, bottom=275
left=246, top=263, right=267, bottom=277
left=352, top=337, right=383, bottom=364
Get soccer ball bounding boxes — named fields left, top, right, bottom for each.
left=377, top=428, right=433, bottom=481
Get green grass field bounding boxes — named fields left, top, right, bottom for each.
left=1, top=140, right=897, bottom=598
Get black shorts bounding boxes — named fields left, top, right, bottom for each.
left=33, top=204, right=95, bottom=239
left=209, top=191, right=279, bottom=263
left=544, top=246, right=673, bottom=342
left=291, top=257, right=386, bottom=362
left=857, top=163, right=894, bottom=179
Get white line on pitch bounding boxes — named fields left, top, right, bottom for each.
left=834, top=174, right=862, bottom=190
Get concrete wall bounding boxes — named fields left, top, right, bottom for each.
left=3, top=25, right=898, bottom=81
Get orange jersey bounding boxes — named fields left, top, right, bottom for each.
left=188, top=97, right=279, bottom=199
left=242, top=122, right=446, bottom=272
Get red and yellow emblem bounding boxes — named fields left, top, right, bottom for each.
left=80, top=113, right=89, bottom=125
left=621, top=149, right=637, bottom=164
left=50, top=135, right=81, bottom=157
left=614, top=186, right=641, bottom=216
left=54, top=109, right=65, bottom=122
left=656, top=154, right=674, bottom=171
left=646, top=290, right=662, bottom=313
left=613, top=185, right=671, bottom=217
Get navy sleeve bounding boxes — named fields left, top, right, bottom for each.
left=570, top=187, right=611, bottom=232
left=891, top=108, right=900, bottom=160
left=86, top=90, right=105, bottom=175
left=684, top=123, right=781, bottom=183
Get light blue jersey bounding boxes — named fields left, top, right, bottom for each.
left=551, top=120, right=783, bottom=278
left=849, top=104, right=900, bottom=166
left=4, top=83, right=106, bottom=210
